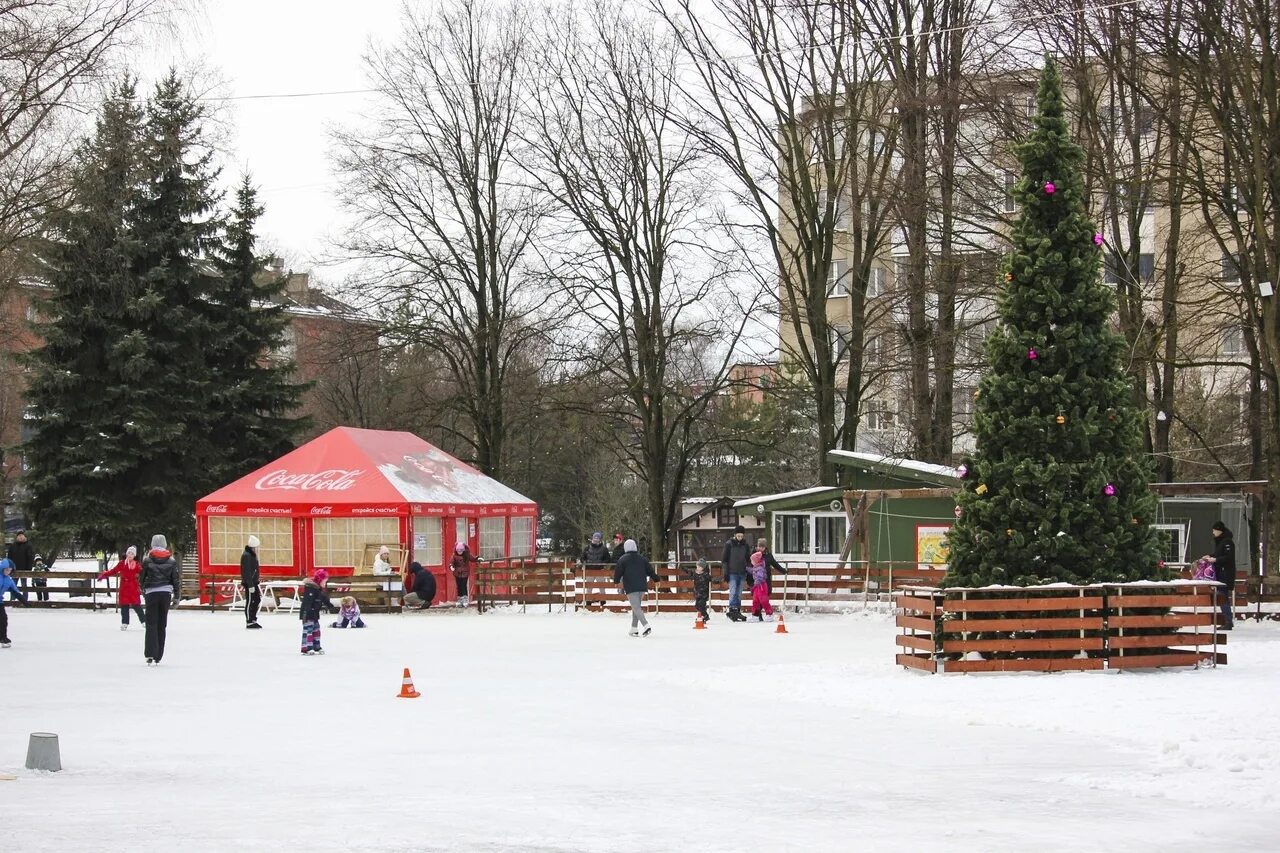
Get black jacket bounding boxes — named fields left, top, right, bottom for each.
left=300, top=580, right=335, bottom=621
left=581, top=542, right=612, bottom=564
left=7, top=540, right=34, bottom=574
left=411, top=566, right=438, bottom=602
left=610, top=542, right=625, bottom=562
left=613, top=552, right=658, bottom=594
left=721, top=538, right=751, bottom=579
left=1212, top=532, right=1237, bottom=588
left=240, top=547, right=260, bottom=587
left=140, top=553, right=181, bottom=597
left=683, top=566, right=712, bottom=597
left=761, top=549, right=786, bottom=590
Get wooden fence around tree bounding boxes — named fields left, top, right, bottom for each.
left=896, top=582, right=1228, bottom=673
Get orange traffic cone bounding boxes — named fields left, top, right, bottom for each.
left=396, top=667, right=421, bottom=699
left=774, top=610, right=788, bottom=634
left=694, top=612, right=707, bottom=630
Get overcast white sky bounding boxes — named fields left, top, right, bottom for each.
left=150, top=0, right=408, bottom=284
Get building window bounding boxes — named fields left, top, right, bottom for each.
left=954, top=387, right=976, bottom=418
left=1151, top=522, right=1189, bottom=566
left=1222, top=253, right=1241, bottom=283
left=1003, top=172, right=1018, bottom=213
left=828, top=258, right=850, bottom=296
left=479, top=516, right=506, bottom=559
left=894, top=257, right=911, bottom=289
left=865, top=399, right=898, bottom=431
left=509, top=516, right=534, bottom=557
left=1138, top=253, right=1155, bottom=282
left=830, top=324, right=851, bottom=363
left=814, top=515, right=847, bottom=555
left=867, top=267, right=886, bottom=298
left=207, top=517, right=293, bottom=568
left=775, top=514, right=811, bottom=555
left=1222, top=326, right=1244, bottom=356
left=865, top=333, right=882, bottom=366
left=412, top=516, right=442, bottom=567
left=717, top=506, right=738, bottom=528
left=312, top=518, right=399, bottom=569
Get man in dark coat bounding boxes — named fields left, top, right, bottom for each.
left=241, top=535, right=262, bottom=629
left=580, top=532, right=611, bottom=565
left=7, top=530, right=35, bottom=597
left=403, top=561, right=438, bottom=609
left=613, top=539, right=658, bottom=636
left=1202, top=521, right=1237, bottom=629
left=720, top=525, right=751, bottom=622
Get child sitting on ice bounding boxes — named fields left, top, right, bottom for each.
left=330, top=595, right=366, bottom=629
left=1, top=558, right=29, bottom=647
left=747, top=549, right=774, bottom=622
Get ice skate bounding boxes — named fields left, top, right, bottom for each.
left=120, top=625, right=128, bottom=631
left=629, top=629, right=639, bottom=637
left=1, top=640, right=11, bottom=648
left=642, top=625, right=652, bottom=637
left=246, top=622, right=262, bottom=629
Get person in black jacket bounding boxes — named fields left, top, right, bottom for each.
left=140, top=534, right=181, bottom=665
left=299, top=569, right=336, bottom=654
left=241, top=535, right=262, bottom=629
left=7, top=530, right=35, bottom=598
left=614, top=539, right=658, bottom=636
left=1201, top=521, right=1237, bottom=629
left=754, top=538, right=788, bottom=594
left=403, top=561, right=438, bottom=609
left=610, top=533, right=626, bottom=563
left=683, top=557, right=712, bottom=623
left=580, top=532, right=611, bottom=566
left=720, top=525, right=751, bottom=622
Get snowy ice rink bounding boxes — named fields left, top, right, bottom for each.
left=3, top=606, right=1278, bottom=852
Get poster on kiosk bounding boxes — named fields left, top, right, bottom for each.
left=195, top=427, right=538, bottom=604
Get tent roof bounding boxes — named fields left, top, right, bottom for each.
left=197, top=427, right=535, bottom=510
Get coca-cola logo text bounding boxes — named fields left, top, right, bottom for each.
left=255, top=469, right=363, bottom=491
left=206, top=504, right=228, bottom=513
left=310, top=506, right=334, bottom=515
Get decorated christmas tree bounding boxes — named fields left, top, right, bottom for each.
left=943, top=59, right=1163, bottom=587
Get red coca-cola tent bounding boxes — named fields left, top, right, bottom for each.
left=195, top=427, right=537, bottom=602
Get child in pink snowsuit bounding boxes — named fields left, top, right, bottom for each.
left=748, top=550, right=774, bottom=621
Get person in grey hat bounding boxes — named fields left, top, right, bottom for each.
left=139, top=534, right=180, bottom=665
left=613, top=539, right=658, bottom=637
left=241, top=535, right=262, bottom=629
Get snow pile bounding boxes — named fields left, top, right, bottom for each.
left=2, top=609, right=1277, bottom=852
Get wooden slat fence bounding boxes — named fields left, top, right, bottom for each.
left=895, top=582, right=1227, bottom=673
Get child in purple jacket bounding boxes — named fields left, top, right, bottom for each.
left=748, top=550, right=774, bottom=622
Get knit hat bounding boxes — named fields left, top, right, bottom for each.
left=614, top=533, right=624, bottom=542
left=313, top=569, right=329, bottom=584
left=247, top=535, right=261, bottom=548
left=750, top=551, right=764, bottom=566
left=454, top=542, right=465, bottom=554
left=733, top=524, right=746, bottom=534
left=623, top=538, right=638, bottom=553
left=1212, top=521, right=1229, bottom=533
left=379, top=545, right=390, bottom=556
left=696, top=557, right=708, bottom=569
left=126, top=545, right=137, bottom=558
left=590, top=531, right=603, bottom=542
left=150, top=534, right=167, bottom=550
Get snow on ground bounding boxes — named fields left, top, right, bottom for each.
left=3, top=606, right=1278, bottom=852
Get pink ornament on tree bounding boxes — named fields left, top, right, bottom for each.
left=1103, top=483, right=1116, bottom=497
left=1044, top=182, right=1056, bottom=194
left=1027, top=347, right=1038, bottom=360
left=1093, top=232, right=1103, bottom=246
left=956, top=464, right=968, bottom=478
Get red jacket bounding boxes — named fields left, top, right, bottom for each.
left=450, top=551, right=474, bottom=579
left=99, top=558, right=142, bottom=605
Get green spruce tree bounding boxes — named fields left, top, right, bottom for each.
left=22, top=80, right=148, bottom=552
left=943, top=59, right=1163, bottom=587
left=206, top=175, right=310, bottom=480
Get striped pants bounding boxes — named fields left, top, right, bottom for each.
left=301, top=620, right=322, bottom=652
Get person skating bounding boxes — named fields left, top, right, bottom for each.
left=299, top=569, right=336, bottom=654
left=613, top=539, right=658, bottom=637
left=97, top=546, right=144, bottom=630
left=720, top=525, right=752, bottom=621
left=450, top=542, right=475, bottom=607
left=403, top=561, right=437, bottom=609
left=241, top=535, right=263, bottom=629
left=1, top=559, right=29, bottom=647
left=140, top=534, right=180, bottom=666
left=7, top=530, right=35, bottom=598
left=1200, top=521, right=1237, bottom=630
left=683, top=557, right=712, bottom=623
left=747, top=549, right=775, bottom=622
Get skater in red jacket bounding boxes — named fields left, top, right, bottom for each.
left=98, top=546, right=145, bottom=630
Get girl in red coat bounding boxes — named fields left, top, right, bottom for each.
left=450, top=542, right=475, bottom=607
left=98, top=546, right=144, bottom=630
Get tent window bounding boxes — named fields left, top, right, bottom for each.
left=479, top=517, right=506, bottom=559
left=312, top=518, right=399, bottom=569
left=509, top=516, right=534, bottom=557
left=207, top=517, right=292, bottom=567
left=413, top=516, right=442, bottom=567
